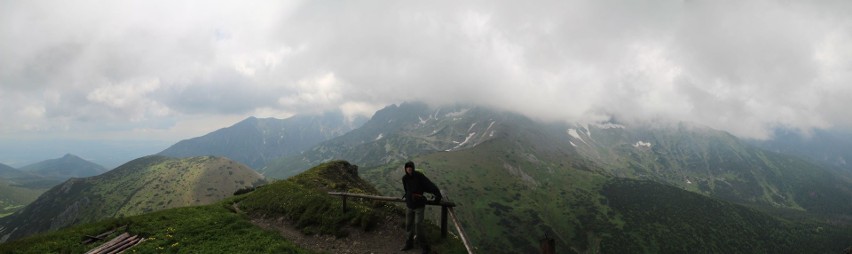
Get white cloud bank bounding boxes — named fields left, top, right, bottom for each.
left=1, top=0, right=852, bottom=141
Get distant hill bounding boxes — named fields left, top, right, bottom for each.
left=19, top=154, right=107, bottom=180
left=159, top=111, right=366, bottom=169
left=0, top=155, right=264, bottom=242
left=0, top=163, right=32, bottom=180
left=749, top=129, right=852, bottom=173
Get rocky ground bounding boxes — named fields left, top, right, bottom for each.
left=250, top=213, right=433, bottom=254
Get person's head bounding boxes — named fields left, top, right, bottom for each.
left=404, top=161, right=415, bottom=175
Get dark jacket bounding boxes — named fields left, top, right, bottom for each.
left=402, top=171, right=441, bottom=209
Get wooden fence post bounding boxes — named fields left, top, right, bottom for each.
left=441, top=205, right=448, bottom=238
left=540, top=234, right=555, bottom=254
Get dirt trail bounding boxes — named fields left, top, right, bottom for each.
left=250, top=213, right=424, bottom=254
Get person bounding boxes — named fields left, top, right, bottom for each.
left=400, top=161, right=442, bottom=253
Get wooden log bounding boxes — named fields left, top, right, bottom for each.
left=96, top=234, right=134, bottom=254
left=104, top=235, right=139, bottom=254
left=83, top=227, right=118, bottom=244
left=85, top=232, right=130, bottom=254
left=116, top=238, right=145, bottom=254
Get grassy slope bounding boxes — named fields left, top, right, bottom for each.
left=364, top=137, right=611, bottom=253
left=0, top=200, right=310, bottom=254
left=363, top=137, right=852, bottom=253
left=240, top=160, right=465, bottom=252
left=0, top=179, right=45, bottom=218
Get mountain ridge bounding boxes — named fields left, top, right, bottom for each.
left=0, top=155, right=264, bottom=242
left=159, top=111, right=366, bottom=169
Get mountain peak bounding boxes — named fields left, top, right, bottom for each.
left=19, top=154, right=106, bottom=179
left=61, top=153, right=80, bottom=160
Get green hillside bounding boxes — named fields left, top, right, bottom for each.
left=0, top=160, right=464, bottom=253
left=0, top=155, right=265, bottom=242
left=0, top=163, right=56, bottom=218
left=19, top=154, right=107, bottom=179
left=566, top=123, right=852, bottom=216
left=0, top=178, right=44, bottom=218
left=364, top=138, right=852, bottom=253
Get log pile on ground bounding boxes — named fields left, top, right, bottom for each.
left=84, top=232, right=145, bottom=254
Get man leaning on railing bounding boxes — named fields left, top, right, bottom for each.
left=400, top=161, right=442, bottom=254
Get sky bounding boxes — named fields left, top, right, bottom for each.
left=1, top=0, right=851, bottom=165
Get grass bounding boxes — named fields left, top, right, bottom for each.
left=0, top=202, right=310, bottom=254
left=239, top=161, right=383, bottom=236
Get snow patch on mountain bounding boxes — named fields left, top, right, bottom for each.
left=593, top=123, right=626, bottom=129
left=447, top=132, right=477, bottom=151
left=419, top=116, right=428, bottom=124
left=467, top=123, right=477, bottom=132
left=567, top=129, right=588, bottom=144
left=444, top=108, right=470, bottom=118
left=375, top=133, right=384, bottom=141
left=633, top=141, right=652, bottom=148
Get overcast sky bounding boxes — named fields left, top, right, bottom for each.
left=2, top=0, right=851, bottom=153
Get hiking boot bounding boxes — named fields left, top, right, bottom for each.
left=400, top=243, right=414, bottom=251
left=421, top=245, right=431, bottom=254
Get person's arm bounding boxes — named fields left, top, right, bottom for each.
left=402, top=178, right=408, bottom=200
left=422, top=175, right=442, bottom=202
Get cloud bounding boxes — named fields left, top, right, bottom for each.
left=1, top=0, right=852, bottom=141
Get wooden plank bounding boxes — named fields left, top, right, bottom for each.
left=327, top=192, right=455, bottom=207
left=441, top=206, right=448, bottom=238
left=448, top=207, right=474, bottom=254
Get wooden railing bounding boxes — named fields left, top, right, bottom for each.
left=328, top=192, right=474, bottom=254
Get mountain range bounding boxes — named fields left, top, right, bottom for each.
left=2, top=102, right=851, bottom=253
left=266, top=102, right=852, bottom=252
left=158, top=111, right=366, bottom=169
left=0, top=155, right=264, bottom=242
